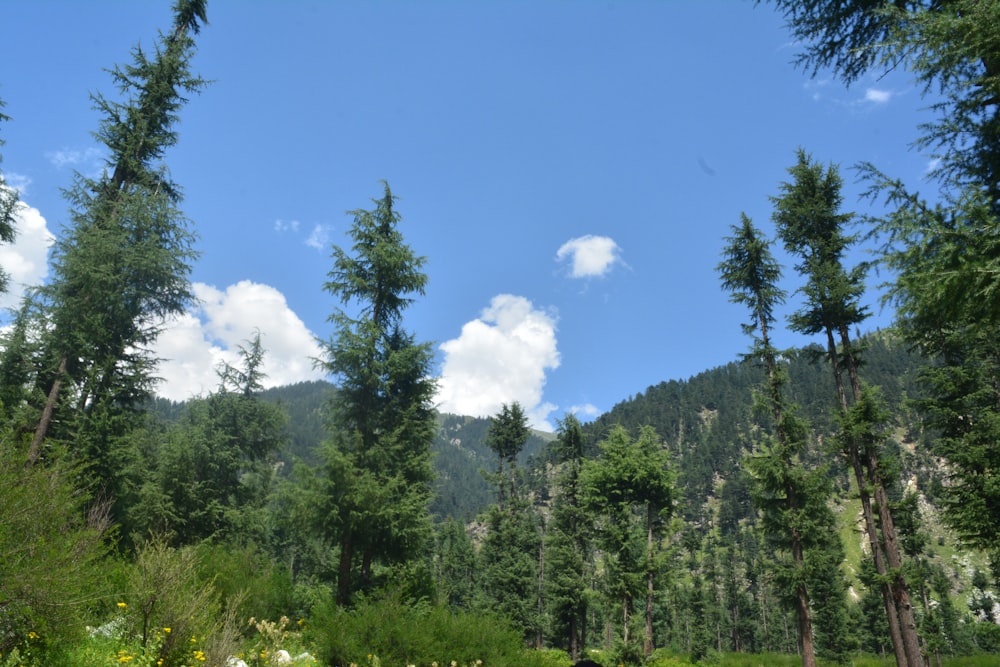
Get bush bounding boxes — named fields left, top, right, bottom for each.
left=306, top=591, right=552, bottom=667
left=194, top=541, right=300, bottom=623
left=0, top=443, right=110, bottom=659
left=120, top=539, right=243, bottom=667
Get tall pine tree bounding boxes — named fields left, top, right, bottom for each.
left=316, top=181, right=436, bottom=605
left=773, top=150, right=921, bottom=667
left=19, top=1, right=206, bottom=487
left=718, top=214, right=847, bottom=667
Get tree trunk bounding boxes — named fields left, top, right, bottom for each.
left=645, top=514, right=655, bottom=658
left=795, top=580, right=816, bottom=667
left=27, top=355, right=67, bottom=466
left=337, top=528, right=354, bottom=606
left=827, top=326, right=910, bottom=667
left=622, top=591, right=632, bottom=649
left=841, top=326, right=921, bottom=667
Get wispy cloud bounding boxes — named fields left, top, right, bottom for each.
left=864, top=88, right=892, bottom=104
left=435, top=294, right=560, bottom=430
left=45, top=146, right=105, bottom=174
left=2, top=172, right=31, bottom=196
left=569, top=403, right=600, bottom=419
left=274, top=218, right=300, bottom=233
left=305, top=224, right=330, bottom=251
left=556, top=235, right=623, bottom=279
left=275, top=218, right=331, bottom=251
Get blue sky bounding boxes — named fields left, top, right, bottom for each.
left=1, top=1, right=939, bottom=429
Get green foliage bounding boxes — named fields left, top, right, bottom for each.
left=193, top=542, right=300, bottom=625
left=307, top=593, right=552, bottom=667
left=128, top=335, right=288, bottom=547
left=316, top=181, right=437, bottom=605
left=15, top=0, right=206, bottom=525
left=121, top=540, right=242, bottom=667
left=580, top=424, right=675, bottom=658
left=544, top=414, right=591, bottom=656
left=0, top=97, right=19, bottom=296
left=434, top=518, right=477, bottom=610
left=486, top=402, right=531, bottom=507
left=0, top=443, right=110, bottom=658
left=476, top=497, right=543, bottom=641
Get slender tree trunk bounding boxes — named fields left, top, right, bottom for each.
left=825, top=326, right=909, bottom=667
left=622, top=591, right=632, bottom=650
left=569, top=614, right=579, bottom=660
left=841, top=327, right=922, bottom=667
left=645, top=511, right=655, bottom=658
left=795, top=596, right=811, bottom=659
left=27, top=355, right=67, bottom=465
left=337, top=528, right=354, bottom=606
left=537, top=533, right=545, bottom=649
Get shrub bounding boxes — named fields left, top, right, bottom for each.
left=306, top=591, right=552, bottom=667
left=0, top=443, right=110, bottom=659
left=120, top=539, right=243, bottom=667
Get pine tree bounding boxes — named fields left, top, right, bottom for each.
left=763, top=0, right=1000, bottom=206
left=20, top=1, right=206, bottom=482
left=477, top=401, right=543, bottom=642
left=773, top=150, right=921, bottom=667
left=544, top=414, right=591, bottom=658
left=316, top=181, right=436, bottom=605
left=486, top=401, right=531, bottom=508
left=718, top=213, right=846, bottom=667
left=581, top=424, right=674, bottom=660
left=130, top=331, right=287, bottom=546
left=0, top=97, right=19, bottom=297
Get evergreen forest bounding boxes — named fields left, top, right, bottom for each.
left=3, top=2, right=1000, bottom=667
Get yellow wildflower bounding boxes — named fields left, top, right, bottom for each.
left=163, top=627, right=171, bottom=633
left=27, top=631, right=38, bottom=640
left=117, top=601, right=127, bottom=609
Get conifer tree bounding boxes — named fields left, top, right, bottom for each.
left=718, top=214, right=846, bottom=667
left=317, top=181, right=436, bottom=605
left=478, top=401, right=542, bottom=642
left=763, top=0, right=1000, bottom=206
left=130, top=331, right=287, bottom=546
left=772, top=150, right=921, bottom=667
left=0, top=98, right=19, bottom=297
left=486, top=401, right=531, bottom=508
left=19, top=0, right=206, bottom=482
left=581, top=424, right=674, bottom=660
left=544, top=414, right=591, bottom=659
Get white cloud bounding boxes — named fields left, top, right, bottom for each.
left=569, top=403, right=601, bottom=420
left=556, top=235, right=623, bottom=279
left=864, top=88, right=892, bottom=104
left=0, top=196, right=55, bottom=310
left=435, top=294, right=560, bottom=430
left=306, top=224, right=331, bottom=251
left=154, top=280, right=325, bottom=400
